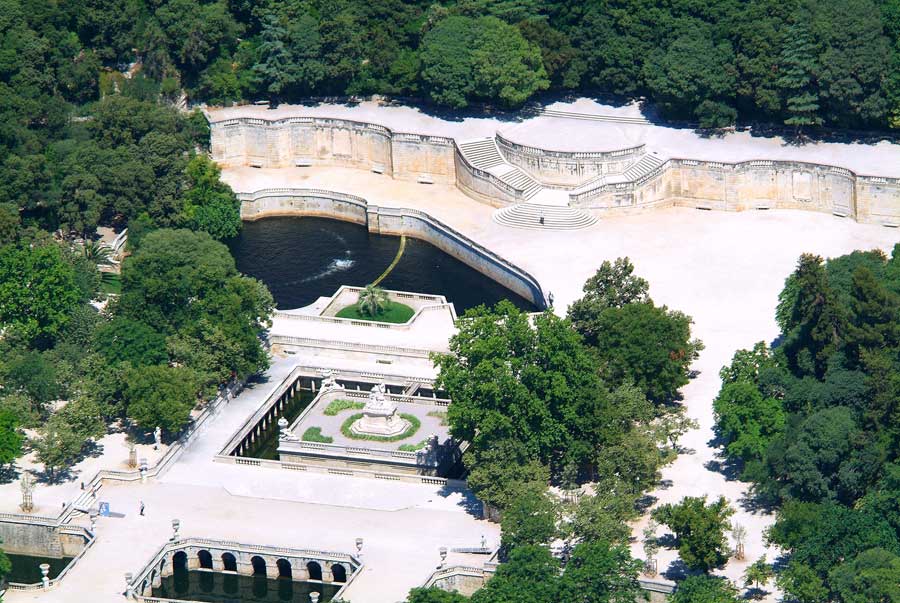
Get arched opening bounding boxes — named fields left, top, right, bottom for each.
left=198, top=550, right=213, bottom=570
left=221, top=552, right=237, bottom=572
left=251, top=555, right=267, bottom=576
left=306, top=561, right=322, bottom=581
left=150, top=569, right=157, bottom=586
left=173, top=551, right=187, bottom=572
left=331, top=563, right=347, bottom=583
left=276, top=558, right=292, bottom=579
left=141, top=580, right=148, bottom=595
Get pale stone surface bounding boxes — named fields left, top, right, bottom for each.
left=0, top=432, right=167, bottom=515
left=208, top=98, right=900, bottom=177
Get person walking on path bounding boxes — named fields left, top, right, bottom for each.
left=139, top=500, right=145, bottom=516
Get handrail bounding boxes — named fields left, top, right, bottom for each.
left=209, top=115, right=455, bottom=147
left=496, top=132, right=644, bottom=160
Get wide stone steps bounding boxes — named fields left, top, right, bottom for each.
left=622, top=153, right=665, bottom=182
left=498, top=166, right=543, bottom=200
left=458, top=138, right=506, bottom=169
left=459, top=138, right=545, bottom=200
left=493, top=203, right=598, bottom=230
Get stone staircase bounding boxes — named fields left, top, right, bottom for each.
left=622, top=153, right=665, bottom=182
left=458, top=138, right=543, bottom=200
left=493, top=203, right=598, bottom=230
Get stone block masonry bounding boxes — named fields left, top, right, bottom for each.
left=210, top=111, right=900, bottom=227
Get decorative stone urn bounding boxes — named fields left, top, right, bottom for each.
left=350, top=383, right=410, bottom=437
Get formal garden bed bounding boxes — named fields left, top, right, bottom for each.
left=335, top=301, right=414, bottom=323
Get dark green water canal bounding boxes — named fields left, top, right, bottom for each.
left=228, top=216, right=536, bottom=312
left=6, top=554, right=73, bottom=584
left=241, top=390, right=316, bottom=459
left=153, top=569, right=341, bottom=603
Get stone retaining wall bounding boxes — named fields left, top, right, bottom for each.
left=571, top=158, right=900, bottom=226
left=0, top=517, right=86, bottom=558
left=212, top=113, right=900, bottom=226
left=209, top=116, right=456, bottom=184
left=496, top=133, right=643, bottom=187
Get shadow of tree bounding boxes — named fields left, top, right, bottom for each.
left=438, top=482, right=484, bottom=519
left=635, top=494, right=658, bottom=514
left=0, top=463, right=20, bottom=484
left=743, top=586, right=771, bottom=600
left=661, top=559, right=690, bottom=581
left=31, top=466, right=75, bottom=485
left=656, top=533, right=678, bottom=549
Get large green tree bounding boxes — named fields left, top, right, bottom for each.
left=652, top=496, right=735, bottom=573
left=123, top=364, right=197, bottom=433
left=0, top=243, right=81, bottom=345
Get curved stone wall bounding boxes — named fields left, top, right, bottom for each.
left=569, top=157, right=900, bottom=225
left=238, top=189, right=548, bottom=308
left=209, top=113, right=900, bottom=227
left=210, top=116, right=456, bottom=184
left=495, top=133, right=643, bottom=187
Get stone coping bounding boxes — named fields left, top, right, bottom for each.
left=129, top=536, right=362, bottom=603
left=3, top=524, right=96, bottom=592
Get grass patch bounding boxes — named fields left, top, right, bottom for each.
left=398, top=439, right=430, bottom=452
left=323, top=399, right=365, bottom=416
left=340, top=413, right=421, bottom=442
left=335, top=301, right=415, bottom=324
left=427, top=410, right=449, bottom=426
left=301, top=427, right=333, bottom=443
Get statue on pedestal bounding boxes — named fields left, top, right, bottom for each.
left=350, top=383, right=410, bottom=437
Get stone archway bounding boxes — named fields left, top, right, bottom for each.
left=306, top=561, right=322, bottom=581
left=331, top=563, right=347, bottom=583
left=221, top=552, right=238, bottom=572
left=276, top=558, right=292, bottom=579
left=198, top=550, right=213, bottom=570
left=173, top=551, right=188, bottom=572
left=251, top=555, right=267, bottom=576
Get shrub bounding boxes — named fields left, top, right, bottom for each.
left=301, top=427, right=333, bottom=443
left=340, top=413, right=421, bottom=442
left=323, top=399, right=365, bottom=416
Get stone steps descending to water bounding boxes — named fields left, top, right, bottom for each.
left=493, top=203, right=597, bottom=230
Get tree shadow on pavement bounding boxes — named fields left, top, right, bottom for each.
left=0, top=463, right=20, bottom=484
left=438, top=482, right=484, bottom=519
left=661, top=559, right=690, bottom=581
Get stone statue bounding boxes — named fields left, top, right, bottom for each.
left=350, top=383, right=410, bottom=437
left=153, top=426, right=162, bottom=450
left=320, top=370, right=338, bottom=391
left=278, top=417, right=297, bottom=441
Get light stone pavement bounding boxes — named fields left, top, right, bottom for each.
left=223, top=164, right=899, bottom=599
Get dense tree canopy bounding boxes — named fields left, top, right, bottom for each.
left=5, top=0, right=900, bottom=134
left=714, top=244, right=900, bottom=601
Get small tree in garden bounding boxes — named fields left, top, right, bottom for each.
left=744, top=556, right=774, bottom=597
left=643, top=520, right=660, bottom=575
left=731, top=523, right=747, bottom=560
left=358, top=285, right=389, bottom=317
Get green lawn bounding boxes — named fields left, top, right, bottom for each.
left=335, top=301, right=415, bottom=323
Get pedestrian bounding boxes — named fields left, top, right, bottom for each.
left=139, top=500, right=145, bottom=516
